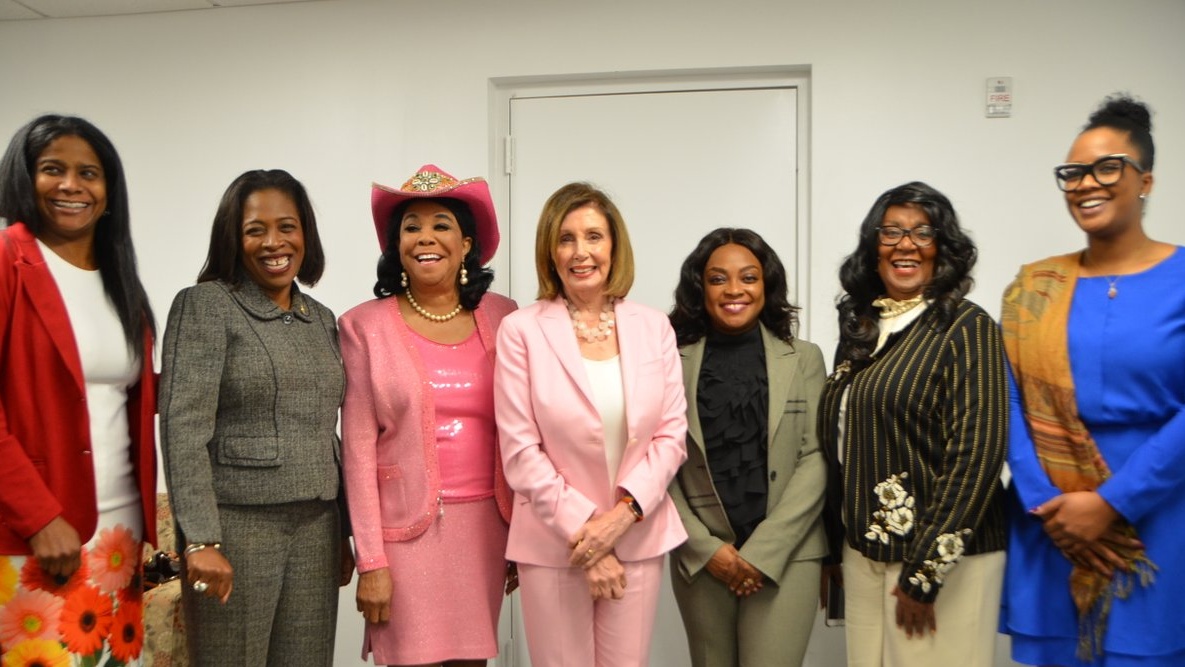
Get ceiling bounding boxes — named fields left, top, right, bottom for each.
left=0, top=0, right=319, bottom=21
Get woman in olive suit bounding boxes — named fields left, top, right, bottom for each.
left=668, top=228, right=828, bottom=667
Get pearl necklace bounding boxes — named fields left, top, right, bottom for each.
left=405, top=290, right=463, bottom=322
left=566, top=297, right=616, bottom=343
left=871, top=294, right=924, bottom=319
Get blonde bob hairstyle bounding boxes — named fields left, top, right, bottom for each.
left=534, top=182, right=635, bottom=300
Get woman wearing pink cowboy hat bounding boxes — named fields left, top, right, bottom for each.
left=340, top=165, right=518, bottom=666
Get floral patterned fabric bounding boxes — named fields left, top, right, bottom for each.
left=141, top=493, right=186, bottom=667
left=1, top=523, right=144, bottom=667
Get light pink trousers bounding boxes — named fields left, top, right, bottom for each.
left=518, top=556, right=665, bottom=667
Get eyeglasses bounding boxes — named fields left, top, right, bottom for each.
left=878, top=225, right=936, bottom=247
left=1054, top=154, right=1145, bottom=192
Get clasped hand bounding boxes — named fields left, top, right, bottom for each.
left=568, top=502, right=634, bottom=569
left=1031, top=491, right=1141, bottom=577
left=706, top=544, right=763, bottom=597
left=585, top=552, right=627, bottom=601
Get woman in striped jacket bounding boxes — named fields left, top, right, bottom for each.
left=818, top=181, right=1008, bottom=667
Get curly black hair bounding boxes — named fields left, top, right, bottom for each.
left=669, top=227, right=799, bottom=347
left=834, top=181, right=977, bottom=363
left=1084, top=93, right=1154, bottom=170
left=373, top=197, right=494, bottom=310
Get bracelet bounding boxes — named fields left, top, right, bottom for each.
left=619, top=495, right=643, bottom=522
left=183, top=542, right=222, bottom=558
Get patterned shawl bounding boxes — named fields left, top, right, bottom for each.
left=1000, top=252, right=1156, bottom=659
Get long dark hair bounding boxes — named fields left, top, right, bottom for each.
left=1084, top=93, right=1155, bottom=170
left=197, top=169, right=326, bottom=287
left=373, top=197, right=494, bottom=310
left=669, top=227, right=799, bottom=347
left=0, top=114, right=154, bottom=356
left=835, top=181, right=976, bottom=363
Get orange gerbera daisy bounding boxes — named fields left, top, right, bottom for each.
left=19, top=551, right=88, bottom=598
left=109, top=599, right=144, bottom=663
left=88, top=525, right=137, bottom=594
left=0, top=556, right=16, bottom=605
left=58, top=585, right=113, bottom=655
left=1, top=638, right=70, bottom=667
left=116, top=562, right=144, bottom=607
left=0, top=589, right=63, bottom=646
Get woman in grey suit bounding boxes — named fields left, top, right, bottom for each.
left=159, top=169, right=353, bottom=666
left=668, top=228, right=828, bottom=667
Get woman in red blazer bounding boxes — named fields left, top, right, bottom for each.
left=494, top=182, right=688, bottom=667
left=0, top=115, right=156, bottom=664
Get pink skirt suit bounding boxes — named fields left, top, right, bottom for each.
left=340, top=292, right=517, bottom=664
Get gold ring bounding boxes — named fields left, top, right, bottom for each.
left=586, top=549, right=594, bottom=558
left=743, top=578, right=754, bottom=587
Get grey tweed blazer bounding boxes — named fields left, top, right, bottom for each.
left=159, top=280, right=345, bottom=544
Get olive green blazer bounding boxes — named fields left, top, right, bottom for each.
left=669, top=325, right=828, bottom=583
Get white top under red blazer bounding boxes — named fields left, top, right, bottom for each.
left=494, top=297, right=689, bottom=567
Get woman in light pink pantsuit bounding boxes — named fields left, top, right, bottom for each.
left=494, top=182, right=688, bottom=667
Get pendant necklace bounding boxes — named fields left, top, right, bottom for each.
left=1106, top=276, right=1119, bottom=299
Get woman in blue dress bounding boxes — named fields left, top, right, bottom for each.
left=1001, top=94, right=1185, bottom=666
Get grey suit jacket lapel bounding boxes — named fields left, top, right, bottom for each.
left=763, top=325, right=798, bottom=449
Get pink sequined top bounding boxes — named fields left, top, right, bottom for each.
left=408, top=329, right=497, bottom=501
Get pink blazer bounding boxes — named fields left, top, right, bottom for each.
left=494, top=297, right=688, bottom=567
left=340, top=292, right=516, bottom=573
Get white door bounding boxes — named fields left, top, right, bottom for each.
left=505, top=86, right=800, bottom=314
left=496, top=82, right=802, bottom=667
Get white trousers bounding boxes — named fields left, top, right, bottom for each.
left=842, top=543, right=1005, bottom=667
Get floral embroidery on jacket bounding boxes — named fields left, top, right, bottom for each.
left=907, top=529, right=973, bottom=593
left=865, top=472, right=915, bottom=544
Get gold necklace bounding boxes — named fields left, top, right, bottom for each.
left=405, top=290, right=463, bottom=322
left=871, top=294, right=925, bottom=319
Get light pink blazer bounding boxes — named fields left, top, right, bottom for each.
left=494, top=297, right=689, bottom=567
left=340, top=292, right=517, bottom=573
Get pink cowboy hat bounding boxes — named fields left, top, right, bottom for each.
left=371, top=164, right=500, bottom=264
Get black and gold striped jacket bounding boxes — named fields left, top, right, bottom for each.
left=818, top=299, right=1007, bottom=603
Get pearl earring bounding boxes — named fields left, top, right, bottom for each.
left=460, top=266, right=469, bottom=286
left=401, top=271, right=408, bottom=288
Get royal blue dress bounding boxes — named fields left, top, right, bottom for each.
left=1002, top=247, right=1185, bottom=666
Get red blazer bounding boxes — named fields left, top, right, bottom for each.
left=0, top=222, right=156, bottom=554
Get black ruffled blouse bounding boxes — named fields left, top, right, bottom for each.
left=697, top=326, right=769, bottom=548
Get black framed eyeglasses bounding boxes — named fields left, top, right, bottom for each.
left=1054, top=154, right=1145, bottom=192
left=878, top=225, right=936, bottom=247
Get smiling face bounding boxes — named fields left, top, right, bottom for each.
left=877, top=203, right=937, bottom=301
left=34, top=134, right=107, bottom=247
left=398, top=200, right=472, bottom=292
left=1063, top=127, right=1154, bottom=240
left=240, top=188, right=305, bottom=308
left=553, top=204, right=613, bottom=301
left=703, top=243, right=765, bottom=335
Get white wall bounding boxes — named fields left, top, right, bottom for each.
left=3, top=0, right=1184, bottom=664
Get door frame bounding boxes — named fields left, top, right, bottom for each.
left=487, top=65, right=814, bottom=334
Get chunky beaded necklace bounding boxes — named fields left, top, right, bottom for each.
left=566, top=297, right=616, bottom=343
left=406, top=290, right=463, bottom=322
